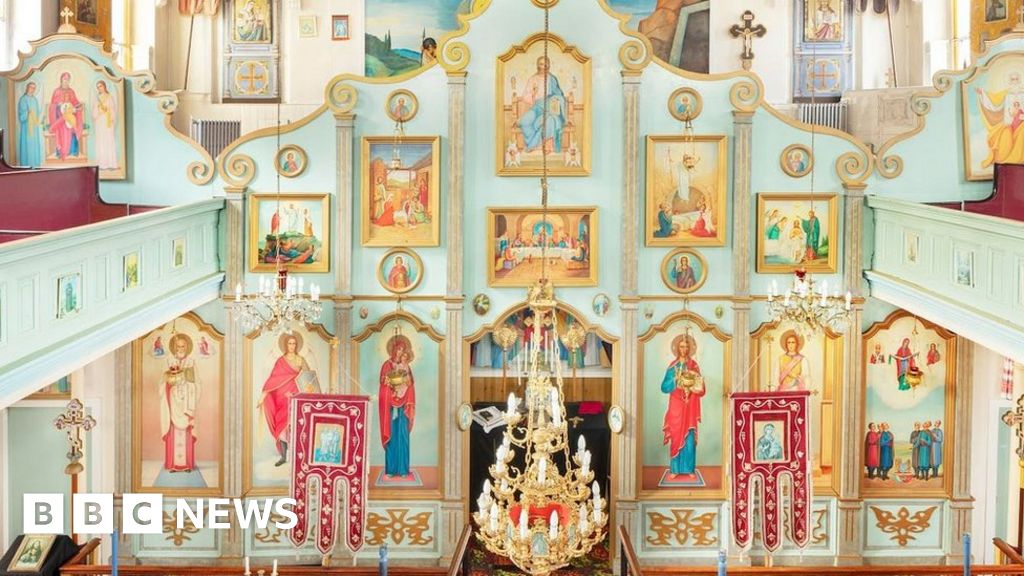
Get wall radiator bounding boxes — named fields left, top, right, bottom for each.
left=797, top=102, right=848, bottom=133
left=189, top=119, right=241, bottom=160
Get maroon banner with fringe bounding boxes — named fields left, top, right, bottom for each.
left=289, top=394, right=370, bottom=555
left=731, top=391, right=811, bottom=553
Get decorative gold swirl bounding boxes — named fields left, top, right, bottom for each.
left=531, top=0, right=559, bottom=6
left=440, top=40, right=470, bottom=73
left=729, top=78, right=762, bottom=112
left=155, top=95, right=178, bottom=114
left=876, top=153, right=904, bottom=179
left=836, top=150, right=872, bottom=185
left=618, top=39, right=650, bottom=71
left=222, top=154, right=256, bottom=188
left=909, top=95, right=933, bottom=116
left=933, top=72, right=954, bottom=93
left=325, top=81, right=358, bottom=115
left=187, top=160, right=215, bottom=186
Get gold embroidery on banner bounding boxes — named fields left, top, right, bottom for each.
left=366, top=509, right=434, bottom=546
left=645, top=509, right=718, bottom=547
left=163, top=511, right=200, bottom=546
left=870, top=506, right=938, bottom=546
left=254, top=513, right=289, bottom=544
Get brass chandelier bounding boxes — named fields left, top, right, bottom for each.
left=472, top=4, right=606, bottom=574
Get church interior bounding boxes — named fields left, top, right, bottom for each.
left=1, top=0, right=1024, bottom=574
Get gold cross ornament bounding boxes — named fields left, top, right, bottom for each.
left=54, top=398, right=97, bottom=475
left=58, top=5, right=78, bottom=34
left=1002, top=393, right=1024, bottom=460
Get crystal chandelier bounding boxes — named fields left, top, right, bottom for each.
left=472, top=6, right=606, bottom=573
left=473, top=282, right=606, bottom=576
left=233, top=99, right=322, bottom=336
left=767, top=268, right=851, bottom=333
left=766, top=39, right=852, bottom=334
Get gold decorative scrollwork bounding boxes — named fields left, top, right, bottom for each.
left=254, top=513, right=289, bottom=544
left=365, top=509, right=434, bottom=546
left=325, top=81, right=358, bottom=115
left=869, top=506, right=937, bottom=547
left=440, top=41, right=471, bottom=74
left=531, top=0, right=559, bottom=6
left=188, top=161, right=215, bottom=185
left=811, top=508, right=828, bottom=545
left=876, top=153, right=904, bottom=179
left=835, top=150, right=873, bottom=185
left=162, top=511, right=200, bottom=546
left=729, top=78, right=763, bottom=112
left=618, top=39, right=650, bottom=71
left=645, top=509, right=718, bottom=547
left=221, top=154, right=256, bottom=188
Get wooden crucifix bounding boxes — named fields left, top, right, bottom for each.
left=54, top=398, right=96, bottom=542
left=729, top=10, right=766, bottom=71
left=1001, top=393, right=1024, bottom=550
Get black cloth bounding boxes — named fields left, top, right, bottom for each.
left=469, top=402, right=610, bottom=508
left=0, top=535, right=79, bottom=576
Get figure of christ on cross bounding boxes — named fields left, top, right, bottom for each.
left=728, top=10, right=766, bottom=70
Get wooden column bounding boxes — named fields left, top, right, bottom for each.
left=614, top=70, right=642, bottom=561
left=947, top=338, right=974, bottom=562
left=731, top=111, right=754, bottom=394
left=838, top=182, right=866, bottom=562
left=441, top=71, right=467, bottom=565
left=222, top=185, right=247, bottom=560
left=114, top=344, right=132, bottom=563
left=334, top=113, right=356, bottom=386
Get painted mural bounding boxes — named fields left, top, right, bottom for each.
left=487, top=207, right=597, bottom=287
left=961, top=52, right=1024, bottom=180
left=639, top=313, right=730, bottom=497
left=364, top=0, right=485, bottom=77
left=361, top=137, right=440, bottom=247
left=8, top=54, right=126, bottom=178
left=803, top=0, right=844, bottom=42
left=497, top=33, right=591, bottom=176
left=244, top=323, right=337, bottom=495
left=752, top=320, right=842, bottom=492
left=231, top=0, right=273, bottom=44
left=132, top=313, right=223, bottom=495
left=862, top=312, right=956, bottom=497
left=355, top=315, right=442, bottom=497
left=606, top=0, right=710, bottom=73
left=645, top=135, right=728, bottom=246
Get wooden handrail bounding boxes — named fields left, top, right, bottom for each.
left=61, top=567, right=447, bottom=576
left=618, top=525, right=643, bottom=576
left=995, top=537, right=1024, bottom=565
left=62, top=538, right=101, bottom=567
left=446, top=524, right=474, bottom=576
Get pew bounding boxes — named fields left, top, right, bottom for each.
left=0, top=130, right=161, bottom=244
left=933, top=163, right=1024, bottom=222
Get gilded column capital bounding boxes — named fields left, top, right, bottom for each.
left=732, top=110, right=755, bottom=123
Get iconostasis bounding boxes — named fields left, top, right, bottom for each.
left=5, top=0, right=1013, bottom=566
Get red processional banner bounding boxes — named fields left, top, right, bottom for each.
left=289, top=394, right=370, bottom=556
left=730, top=391, right=811, bottom=553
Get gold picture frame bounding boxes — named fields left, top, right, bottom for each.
left=495, top=32, right=592, bottom=176
left=131, top=312, right=225, bottom=496
left=750, top=320, right=844, bottom=495
left=637, top=311, right=731, bottom=500
left=755, top=193, right=838, bottom=274
left=486, top=206, right=598, bottom=287
left=667, top=87, right=703, bottom=122
left=361, top=136, right=440, bottom=247
left=7, top=534, right=57, bottom=572
left=385, top=89, right=419, bottom=123
left=971, top=0, right=1020, bottom=55
left=274, top=144, right=307, bottom=178
left=377, top=248, right=424, bottom=294
left=351, top=311, right=445, bottom=500
left=860, top=310, right=957, bottom=499
left=27, top=376, right=72, bottom=400
left=644, top=135, right=728, bottom=247
left=780, top=144, right=813, bottom=178
left=244, top=322, right=339, bottom=496
left=659, top=248, right=708, bottom=295
left=247, top=193, right=330, bottom=273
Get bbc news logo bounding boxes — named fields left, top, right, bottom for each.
left=24, top=494, right=298, bottom=534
